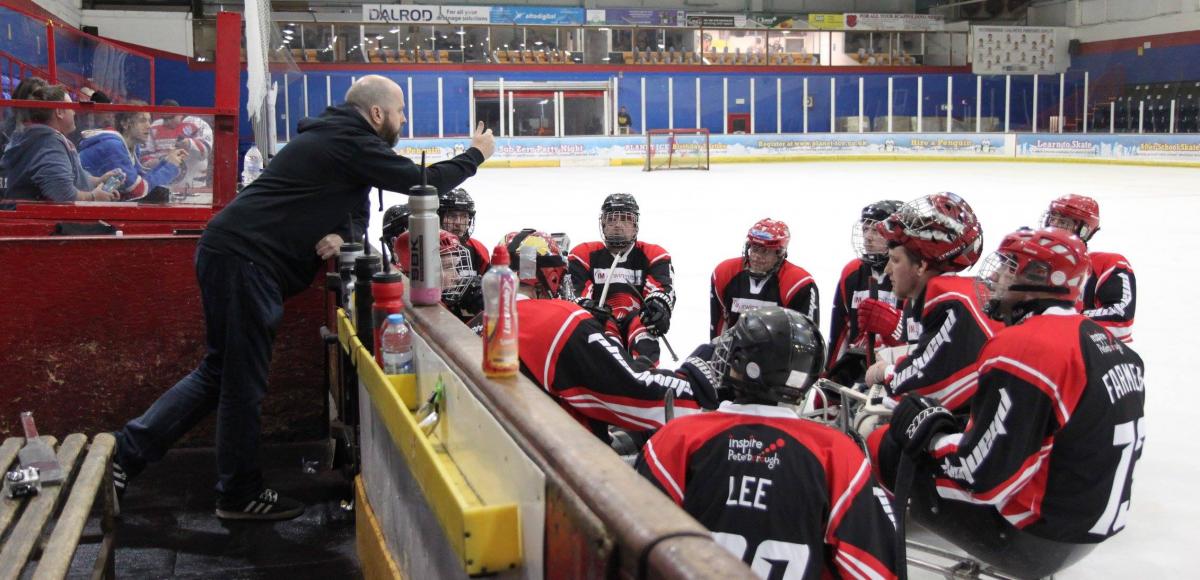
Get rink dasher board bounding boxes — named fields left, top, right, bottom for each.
left=277, top=133, right=1200, bottom=168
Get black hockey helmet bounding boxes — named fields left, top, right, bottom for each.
left=599, top=193, right=639, bottom=252
left=853, top=199, right=904, bottom=268
left=382, top=204, right=411, bottom=241
left=438, top=188, right=476, bottom=238
left=711, top=306, right=825, bottom=405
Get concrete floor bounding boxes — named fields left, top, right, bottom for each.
left=61, top=441, right=360, bottom=579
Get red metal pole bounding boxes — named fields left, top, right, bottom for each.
left=149, top=58, right=156, bottom=104
left=45, top=20, right=57, bottom=84
left=211, top=11, right=242, bottom=209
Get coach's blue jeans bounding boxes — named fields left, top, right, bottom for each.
left=115, top=244, right=284, bottom=507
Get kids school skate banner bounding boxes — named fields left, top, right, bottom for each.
left=1016, top=134, right=1200, bottom=164
left=385, top=133, right=1012, bottom=164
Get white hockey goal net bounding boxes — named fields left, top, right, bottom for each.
left=645, top=129, right=710, bottom=171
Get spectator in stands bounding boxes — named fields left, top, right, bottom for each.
left=1, top=84, right=120, bottom=202
left=78, top=100, right=187, bottom=202
left=143, top=99, right=214, bottom=189
left=0, top=76, right=47, bottom=157
left=617, top=106, right=632, bottom=135
left=70, top=87, right=111, bottom=145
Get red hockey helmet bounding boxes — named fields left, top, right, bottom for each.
left=976, top=227, right=1090, bottom=320
left=876, top=192, right=983, bottom=273
left=504, top=229, right=567, bottom=298
left=1044, top=194, right=1100, bottom=242
left=744, top=218, right=790, bottom=276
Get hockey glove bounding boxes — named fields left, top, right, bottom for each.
left=576, top=297, right=612, bottom=325
left=641, top=292, right=674, bottom=336
left=676, top=357, right=720, bottom=410
left=687, top=342, right=716, bottom=363
left=457, top=276, right=484, bottom=315
left=888, top=395, right=958, bottom=456
left=857, top=298, right=902, bottom=337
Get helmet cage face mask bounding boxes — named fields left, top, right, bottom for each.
left=440, top=243, right=476, bottom=305
left=743, top=243, right=784, bottom=277
left=442, top=209, right=475, bottom=239
left=600, top=211, right=639, bottom=251
left=975, top=251, right=1020, bottom=321
left=709, top=308, right=824, bottom=405
left=852, top=218, right=890, bottom=267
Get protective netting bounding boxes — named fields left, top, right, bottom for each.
left=645, top=129, right=710, bottom=171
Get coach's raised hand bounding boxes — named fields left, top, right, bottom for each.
left=470, top=121, right=495, bottom=160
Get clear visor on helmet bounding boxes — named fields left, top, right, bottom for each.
left=745, top=243, right=783, bottom=276
left=851, top=219, right=890, bottom=262
left=440, top=244, right=476, bottom=305
left=600, top=211, right=638, bottom=250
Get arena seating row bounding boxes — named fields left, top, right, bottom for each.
left=1090, top=80, right=1200, bottom=133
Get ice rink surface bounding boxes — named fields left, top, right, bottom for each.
left=370, top=160, right=1195, bottom=578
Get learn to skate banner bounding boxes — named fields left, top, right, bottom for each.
left=1016, top=134, right=1200, bottom=164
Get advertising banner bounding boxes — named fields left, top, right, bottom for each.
left=386, top=133, right=1012, bottom=164
left=361, top=4, right=489, bottom=24
left=807, top=14, right=844, bottom=30
left=489, top=6, right=586, bottom=26
left=685, top=13, right=747, bottom=28
left=845, top=13, right=945, bottom=31
left=605, top=9, right=684, bottom=26
left=973, top=26, right=1070, bottom=75
left=1016, top=134, right=1200, bottom=163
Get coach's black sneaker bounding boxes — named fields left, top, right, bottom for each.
left=215, top=488, right=305, bottom=521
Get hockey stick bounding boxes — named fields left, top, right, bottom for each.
left=597, top=243, right=633, bottom=307
left=865, top=275, right=878, bottom=367
left=659, top=334, right=679, bottom=362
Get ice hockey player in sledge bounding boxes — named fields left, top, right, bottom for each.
left=826, top=200, right=903, bottom=385
left=709, top=218, right=819, bottom=339
left=1043, top=194, right=1136, bottom=342
left=637, top=307, right=901, bottom=580
left=569, top=194, right=675, bottom=366
left=392, top=229, right=481, bottom=319
left=439, top=188, right=491, bottom=276
left=872, top=226, right=1146, bottom=579
left=861, top=193, right=998, bottom=412
left=494, top=230, right=720, bottom=441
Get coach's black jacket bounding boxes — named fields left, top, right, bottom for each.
left=203, top=104, right=484, bottom=297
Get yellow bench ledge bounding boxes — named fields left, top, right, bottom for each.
left=338, top=310, right=522, bottom=575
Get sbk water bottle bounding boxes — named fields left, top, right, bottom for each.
left=380, top=313, right=414, bottom=375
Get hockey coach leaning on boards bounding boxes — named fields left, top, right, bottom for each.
left=111, top=75, right=496, bottom=521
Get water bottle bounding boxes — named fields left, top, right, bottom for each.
left=241, top=145, right=263, bottom=185
left=101, top=169, right=124, bottom=194
left=482, top=244, right=519, bottom=377
left=372, top=271, right=406, bottom=367
left=354, top=253, right=382, bottom=355
left=380, top=313, right=414, bottom=375
left=408, top=182, right=442, bottom=305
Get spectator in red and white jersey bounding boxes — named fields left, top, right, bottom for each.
left=142, top=99, right=214, bottom=187
left=861, top=193, right=1000, bottom=412
left=1043, top=194, right=1136, bottom=342
left=638, top=307, right=900, bottom=580
left=826, top=200, right=903, bottom=385
left=490, top=230, right=720, bottom=441
left=710, top=218, right=819, bottom=339
left=871, top=226, right=1145, bottom=579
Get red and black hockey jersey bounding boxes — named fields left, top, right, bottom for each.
left=887, top=276, right=999, bottom=411
left=827, top=258, right=898, bottom=368
left=928, top=305, right=1145, bottom=543
left=568, top=241, right=673, bottom=320
left=515, top=299, right=710, bottom=438
left=709, top=257, right=819, bottom=339
left=462, top=236, right=491, bottom=276
left=637, top=403, right=900, bottom=579
left=1080, top=252, right=1135, bottom=343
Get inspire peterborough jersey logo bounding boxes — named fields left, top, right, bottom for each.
left=727, top=434, right=784, bottom=470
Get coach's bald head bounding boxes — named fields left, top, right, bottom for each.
left=345, top=75, right=406, bottom=146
